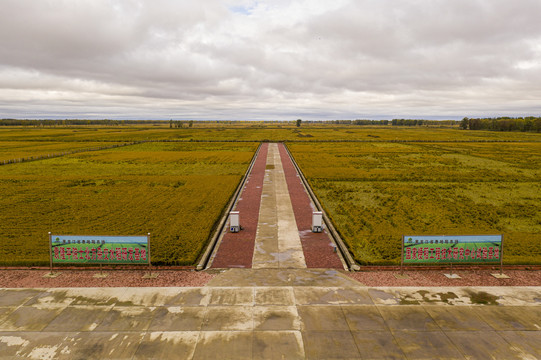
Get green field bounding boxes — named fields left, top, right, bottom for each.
left=1, top=124, right=540, bottom=267
left=1, top=124, right=540, bottom=142
left=0, top=141, right=128, bottom=162
left=288, top=141, right=541, bottom=265
left=0, top=141, right=258, bottom=266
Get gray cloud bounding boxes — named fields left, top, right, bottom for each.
left=1, top=0, right=541, bottom=120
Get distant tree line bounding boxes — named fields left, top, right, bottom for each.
left=460, top=117, right=541, bottom=132
left=169, top=120, right=194, bottom=128
left=353, top=120, right=389, bottom=125
left=390, top=119, right=458, bottom=126
left=0, top=119, right=168, bottom=126
left=314, top=119, right=390, bottom=125
left=309, top=119, right=459, bottom=126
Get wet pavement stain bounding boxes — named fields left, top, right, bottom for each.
left=399, top=298, right=421, bottom=305
left=466, top=290, right=500, bottom=305
left=414, top=290, right=459, bottom=304
left=438, top=292, right=459, bottom=303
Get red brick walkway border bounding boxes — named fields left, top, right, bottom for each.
left=211, top=143, right=269, bottom=268
left=278, top=143, right=343, bottom=268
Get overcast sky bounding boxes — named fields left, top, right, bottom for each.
left=1, top=0, right=541, bottom=121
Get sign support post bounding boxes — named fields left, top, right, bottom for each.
left=142, top=233, right=157, bottom=279
left=500, top=234, right=504, bottom=276
left=148, top=233, right=152, bottom=277
left=48, top=232, right=53, bottom=274
left=491, top=234, right=509, bottom=279
left=394, top=235, right=410, bottom=279
left=400, top=235, right=404, bottom=275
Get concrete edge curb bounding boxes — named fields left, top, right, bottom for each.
left=283, top=143, right=360, bottom=272
left=196, top=143, right=262, bottom=270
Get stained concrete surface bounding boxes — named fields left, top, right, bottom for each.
left=206, top=268, right=363, bottom=288
left=1, top=271, right=540, bottom=359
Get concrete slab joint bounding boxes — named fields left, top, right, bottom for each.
left=0, top=284, right=540, bottom=359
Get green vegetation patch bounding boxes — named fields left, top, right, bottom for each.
left=289, top=141, right=541, bottom=265
left=0, top=141, right=127, bottom=162
left=1, top=125, right=540, bottom=142
left=0, top=142, right=258, bottom=266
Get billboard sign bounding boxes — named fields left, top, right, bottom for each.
left=50, top=235, right=149, bottom=265
left=402, top=235, right=502, bottom=265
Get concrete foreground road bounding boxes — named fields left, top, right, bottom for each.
left=1, top=268, right=541, bottom=360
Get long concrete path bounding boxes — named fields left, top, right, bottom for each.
left=252, top=143, right=306, bottom=269
left=1, top=271, right=540, bottom=359
left=211, top=142, right=342, bottom=269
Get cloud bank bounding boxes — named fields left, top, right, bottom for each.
left=1, top=0, right=541, bottom=120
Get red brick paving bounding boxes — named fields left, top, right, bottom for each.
left=210, top=143, right=268, bottom=268
left=278, top=143, right=343, bottom=268
left=348, top=269, right=541, bottom=286
left=0, top=269, right=215, bottom=288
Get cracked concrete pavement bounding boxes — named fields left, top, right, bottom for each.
left=1, top=269, right=540, bottom=359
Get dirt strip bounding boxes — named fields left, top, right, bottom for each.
left=0, top=270, right=215, bottom=288
left=348, top=269, right=541, bottom=286
left=278, top=143, right=343, bottom=268
left=1, top=268, right=539, bottom=288
left=210, top=143, right=269, bottom=268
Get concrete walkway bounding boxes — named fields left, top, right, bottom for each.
left=252, top=143, right=306, bottom=269
left=1, top=269, right=540, bottom=359
left=210, top=142, right=342, bottom=269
